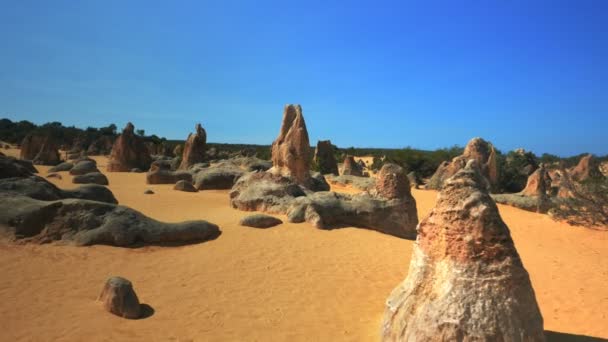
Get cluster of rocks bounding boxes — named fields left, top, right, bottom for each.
left=229, top=104, right=418, bottom=239
left=382, top=160, right=545, bottom=341
left=0, top=155, right=220, bottom=246
left=428, top=137, right=498, bottom=190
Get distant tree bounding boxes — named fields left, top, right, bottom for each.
left=136, top=129, right=145, bottom=136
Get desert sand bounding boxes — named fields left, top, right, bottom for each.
left=0, top=150, right=607, bottom=341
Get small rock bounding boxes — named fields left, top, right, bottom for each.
left=144, top=189, right=154, bottom=195
left=70, top=160, right=99, bottom=176
left=48, top=162, right=74, bottom=173
left=98, top=276, right=141, bottom=319
left=240, top=214, right=283, bottom=228
left=47, top=173, right=62, bottom=180
left=173, top=180, right=197, bottom=192
left=131, top=168, right=143, bottom=173
left=72, top=172, right=109, bottom=185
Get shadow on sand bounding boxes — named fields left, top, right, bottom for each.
left=546, top=331, right=608, bottom=342
left=137, top=304, right=155, bottom=319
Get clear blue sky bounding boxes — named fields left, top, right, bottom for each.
left=1, top=0, right=606, bottom=156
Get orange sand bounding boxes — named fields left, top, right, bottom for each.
left=0, top=153, right=607, bottom=341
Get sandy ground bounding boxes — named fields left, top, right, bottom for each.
left=0, top=151, right=607, bottom=341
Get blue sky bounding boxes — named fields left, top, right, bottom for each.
left=1, top=0, right=606, bottom=156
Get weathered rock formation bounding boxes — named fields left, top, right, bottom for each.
left=107, top=123, right=152, bottom=172
left=174, top=180, right=197, bottom=192
left=19, top=133, right=46, bottom=160
left=193, top=161, right=244, bottom=190
left=269, top=104, right=312, bottom=186
left=382, top=160, right=544, bottom=341
left=493, top=164, right=553, bottom=213
left=569, top=154, right=597, bottom=182
left=325, top=174, right=375, bottom=192
left=98, top=277, right=141, bottom=319
left=72, top=172, right=109, bottom=185
left=146, top=161, right=192, bottom=184
left=240, top=214, right=283, bottom=228
left=428, top=137, right=498, bottom=190
left=179, top=123, right=207, bottom=170
left=314, top=140, right=339, bottom=175
left=32, top=136, right=61, bottom=165
left=341, top=155, right=364, bottom=176
left=48, top=162, right=74, bottom=173
left=70, top=160, right=100, bottom=176
left=87, top=136, right=114, bottom=155
left=521, top=164, right=551, bottom=197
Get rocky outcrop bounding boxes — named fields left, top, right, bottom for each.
left=173, top=144, right=183, bottom=157
left=146, top=161, right=192, bottom=184
left=98, top=277, right=141, bottom=319
left=107, top=123, right=152, bottom=172
left=1, top=156, right=37, bottom=178
left=325, top=174, right=375, bottom=191
left=70, top=160, right=100, bottom=176
left=569, top=154, right=597, bottom=182
left=341, top=155, right=364, bottom=176
left=48, top=162, right=74, bottom=173
left=73, top=172, right=109, bottom=185
left=32, top=136, right=61, bottom=165
left=314, top=140, right=338, bottom=175
left=179, top=123, right=207, bottom=170
left=239, top=214, right=283, bottom=228
left=269, top=104, right=312, bottom=186
left=493, top=164, right=553, bottom=213
left=521, top=164, right=551, bottom=197
left=381, top=160, right=544, bottom=341
left=174, top=180, right=197, bottom=192
left=230, top=172, right=307, bottom=213
left=428, top=137, right=498, bottom=190
left=19, top=133, right=46, bottom=160
left=193, top=162, right=244, bottom=190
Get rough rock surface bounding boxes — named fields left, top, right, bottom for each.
left=239, top=214, right=283, bottom=228
left=87, top=136, right=114, bottom=155
left=569, top=154, right=595, bottom=182
left=1, top=156, right=37, bottom=178
left=144, top=189, right=154, bottom=195
left=19, top=133, right=46, bottom=160
left=428, top=137, right=498, bottom=190
left=179, top=123, right=207, bottom=170
left=381, top=160, right=544, bottom=341
left=521, top=164, right=551, bottom=197
left=406, top=171, right=420, bottom=189
left=70, top=160, right=100, bottom=176
left=493, top=164, right=553, bottom=213
left=193, top=162, right=244, bottom=190
left=269, top=104, right=312, bottom=186
left=173, top=180, right=197, bottom=192
left=107, top=123, right=152, bottom=172
left=73, top=172, right=109, bottom=185
left=32, top=136, right=61, bottom=166
left=341, top=155, right=364, bottom=176
left=98, top=277, right=141, bottom=319
left=48, top=162, right=74, bottom=173
left=146, top=161, right=192, bottom=184
left=325, top=174, right=375, bottom=191
left=230, top=172, right=307, bottom=213
left=314, top=140, right=339, bottom=175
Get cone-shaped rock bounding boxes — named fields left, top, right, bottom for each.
left=569, top=154, right=595, bottom=182
left=521, top=164, right=550, bottom=197
left=314, top=140, right=339, bottom=175
left=98, top=276, right=141, bottom=319
left=107, top=123, right=152, bottom=172
left=270, top=104, right=311, bottom=185
left=341, top=155, right=364, bottom=176
left=33, top=135, right=61, bottom=165
left=20, top=133, right=47, bottom=161
left=382, top=160, right=544, bottom=341
left=179, top=123, right=207, bottom=170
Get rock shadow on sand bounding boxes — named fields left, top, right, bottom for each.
left=546, top=331, right=608, bottom=342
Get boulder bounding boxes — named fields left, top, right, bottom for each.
left=493, top=164, right=553, bottom=213
left=70, top=160, right=100, bottom=176
left=341, top=155, right=364, bottom=176
left=146, top=161, right=192, bottom=184
left=48, top=162, right=74, bottom=173
left=381, top=160, right=544, bottom=341
left=174, top=180, right=197, bottom=192
left=193, top=162, right=244, bottom=190
left=98, top=276, right=141, bottom=319
left=144, top=189, right=154, bottom=195
left=231, top=156, right=272, bottom=172
left=73, top=172, right=109, bottom=185
left=32, top=136, right=61, bottom=166
left=406, top=171, right=420, bottom=189
left=239, top=214, right=283, bottom=228
left=569, top=154, right=600, bottom=182
left=107, top=123, right=152, bottom=172
left=230, top=172, right=307, bottom=213
left=179, top=123, right=207, bottom=170
left=428, top=137, right=498, bottom=190
left=520, top=164, right=551, bottom=197
left=0, top=155, right=36, bottom=178
left=47, top=173, right=62, bottom=180
left=314, top=140, right=339, bottom=175
left=173, top=144, right=183, bottom=157
left=0, top=175, right=117, bottom=203
left=325, top=174, right=376, bottom=191
left=269, top=104, right=312, bottom=186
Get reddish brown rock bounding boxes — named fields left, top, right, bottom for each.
left=341, top=155, right=364, bottom=177
left=98, top=277, right=141, bottom=319
left=179, top=123, right=207, bottom=170
left=32, top=136, right=61, bottom=165
left=375, top=163, right=411, bottom=200
left=382, top=160, right=544, bottom=341
left=314, top=140, right=338, bottom=175
left=19, top=133, right=47, bottom=161
left=569, top=154, right=593, bottom=182
left=521, top=164, right=551, bottom=197
left=107, top=123, right=152, bottom=172
left=428, top=137, right=498, bottom=190
left=269, top=104, right=311, bottom=185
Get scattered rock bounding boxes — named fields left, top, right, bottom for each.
left=314, top=140, right=339, bottom=175
left=325, top=174, right=375, bottom=191
left=87, top=136, right=114, bottom=156
left=144, top=189, right=154, bottom=195
left=230, top=172, right=306, bottom=213
left=341, top=155, right=364, bottom=176
left=73, top=172, right=109, bottom=185
left=98, top=277, right=141, bottom=319
left=0, top=156, right=36, bottom=178
left=174, top=180, right=197, bottom=192
left=107, top=123, right=152, bottom=172
left=239, top=214, right=283, bottom=228
left=381, top=160, right=544, bottom=341
left=70, top=160, right=100, bottom=176
left=269, top=104, right=312, bottom=186
left=19, top=133, right=46, bottom=160
left=146, top=161, right=192, bottom=184
left=520, top=164, right=551, bottom=197
left=179, top=123, right=207, bottom=170
left=46, top=173, right=62, bottom=180
left=48, top=162, right=74, bottom=173
left=193, top=162, right=244, bottom=190
left=32, top=135, right=61, bottom=166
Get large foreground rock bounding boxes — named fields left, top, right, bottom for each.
left=0, top=175, right=117, bottom=203
left=314, top=140, right=338, bottom=175
left=1, top=156, right=38, bottom=178
left=428, top=137, right=498, bottom=190
left=98, top=277, right=141, bottom=319
left=382, top=160, right=544, bottom=341
left=269, top=104, right=312, bottom=186
left=179, top=123, right=207, bottom=170
left=107, top=123, right=152, bottom=172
